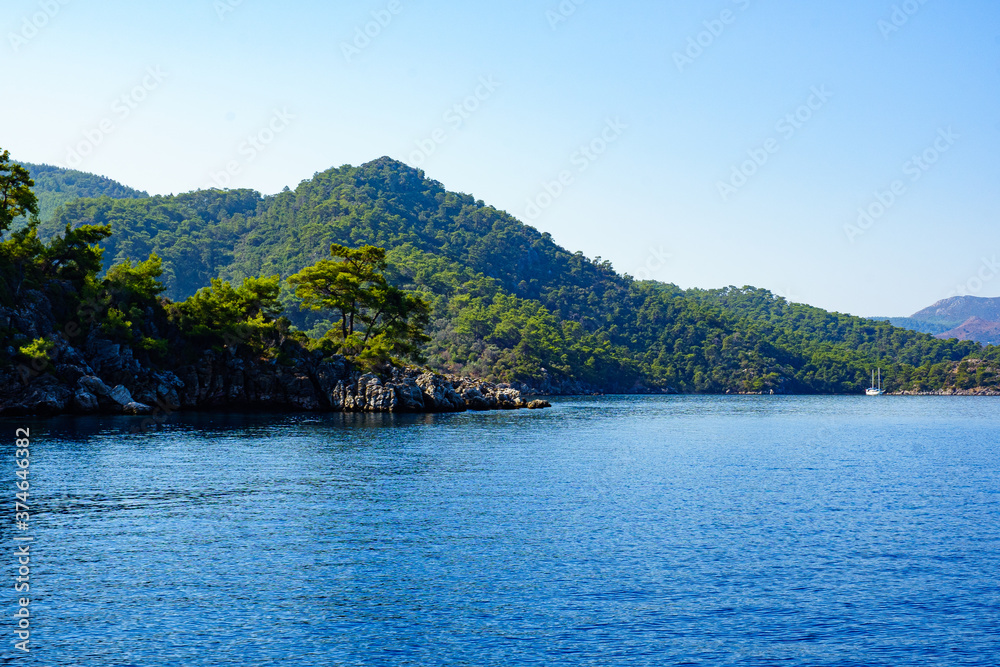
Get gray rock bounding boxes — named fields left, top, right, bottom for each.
left=195, top=353, right=215, bottom=401
left=392, top=379, right=425, bottom=412
left=10, top=290, right=55, bottom=339
left=177, top=367, right=200, bottom=407
left=315, top=358, right=349, bottom=401
left=328, top=380, right=347, bottom=410
left=226, top=368, right=246, bottom=401
left=527, top=400, right=552, bottom=409
left=417, top=373, right=466, bottom=412
left=347, top=374, right=380, bottom=411
left=490, top=388, right=525, bottom=410
left=19, top=378, right=72, bottom=414
left=122, top=402, right=154, bottom=416
left=109, top=385, right=134, bottom=407
left=357, top=373, right=380, bottom=390
left=85, top=335, right=121, bottom=374
left=283, top=373, right=321, bottom=411
left=365, top=383, right=397, bottom=412
left=51, top=337, right=89, bottom=368
left=132, top=370, right=180, bottom=410
left=461, top=386, right=493, bottom=410
left=156, top=380, right=182, bottom=411
left=72, top=390, right=100, bottom=413
left=78, top=375, right=112, bottom=398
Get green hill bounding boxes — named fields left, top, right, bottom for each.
left=18, top=161, right=148, bottom=224
left=32, top=157, right=997, bottom=394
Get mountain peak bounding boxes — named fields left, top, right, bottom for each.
left=362, top=155, right=410, bottom=169
left=912, top=295, right=1000, bottom=323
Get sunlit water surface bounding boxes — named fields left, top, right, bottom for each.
left=6, top=396, right=1000, bottom=666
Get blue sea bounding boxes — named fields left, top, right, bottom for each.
left=6, top=396, right=1000, bottom=666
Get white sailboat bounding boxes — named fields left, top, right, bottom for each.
left=866, top=368, right=884, bottom=396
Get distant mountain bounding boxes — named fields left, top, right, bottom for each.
left=17, top=162, right=148, bottom=223
left=18, top=157, right=994, bottom=394
left=882, top=317, right=951, bottom=336
left=887, top=296, right=1000, bottom=344
left=912, top=296, right=1000, bottom=327
left=936, top=317, right=1000, bottom=346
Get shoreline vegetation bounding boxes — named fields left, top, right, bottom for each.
left=2, top=150, right=999, bottom=418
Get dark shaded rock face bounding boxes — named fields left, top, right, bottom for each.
left=1, top=335, right=546, bottom=418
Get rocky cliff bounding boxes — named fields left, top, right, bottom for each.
left=0, top=331, right=550, bottom=419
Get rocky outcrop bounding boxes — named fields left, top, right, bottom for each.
left=893, top=388, right=1000, bottom=396
left=1, top=334, right=545, bottom=417
left=312, top=367, right=531, bottom=414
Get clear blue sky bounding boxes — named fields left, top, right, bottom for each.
left=4, top=0, right=999, bottom=317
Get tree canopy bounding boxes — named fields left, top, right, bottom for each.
left=0, top=149, right=38, bottom=234
left=288, top=243, right=430, bottom=366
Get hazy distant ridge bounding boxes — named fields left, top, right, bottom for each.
left=913, top=296, right=1000, bottom=326
left=887, top=296, right=1000, bottom=345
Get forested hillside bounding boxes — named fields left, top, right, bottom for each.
left=17, top=162, right=147, bottom=223
left=21, top=157, right=1000, bottom=394
left=885, top=317, right=951, bottom=336
left=41, top=189, right=260, bottom=298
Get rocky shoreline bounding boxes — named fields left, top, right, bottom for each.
left=0, top=333, right=552, bottom=418
left=6, top=324, right=996, bottom=420
left=891, top=389, right=1000, bottom=396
